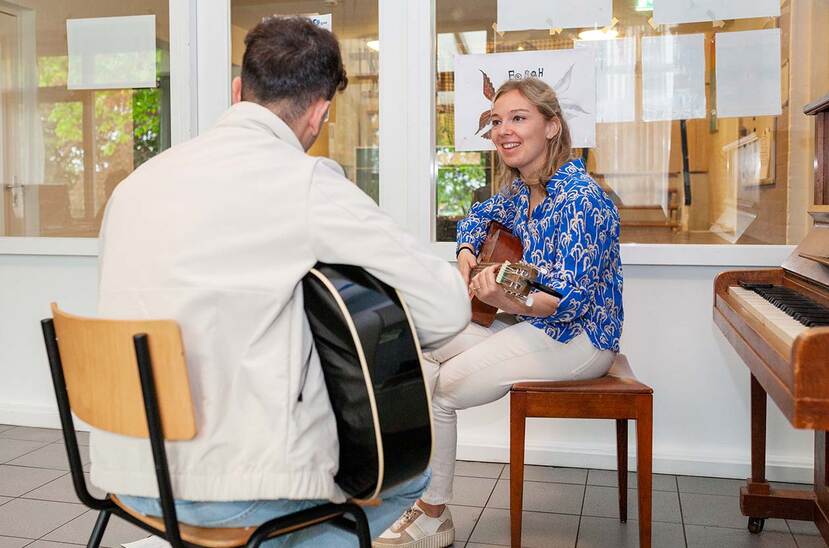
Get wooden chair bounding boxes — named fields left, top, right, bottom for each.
left=509, top=354, right=653, bottom=548
left=41, top=303, right=371, bottom=548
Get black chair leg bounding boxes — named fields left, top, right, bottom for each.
left=87, top=510, right=111, bottom=548
left=345, top=504, right=371, bottom=548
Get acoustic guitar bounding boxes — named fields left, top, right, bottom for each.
left=470, top=222, right=563, bottom=327
left=302, top=264, right=432, bottom=500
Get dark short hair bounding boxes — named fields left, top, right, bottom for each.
left=241, top=16, right=348, bottom=123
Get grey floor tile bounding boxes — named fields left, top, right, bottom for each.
left=447, top=504, right=483, bottom=542
left=464, top=544, right=502, bottom=547
left=0, top=498, right=85, bottom=539
left=0, top=536, right=32, bottom=548
left=685, top=524, right=797, bottom=547
left=469, top=507, right=578, bottom=547
left=582, top=486, right=681, bottom=523
left=677, top=475, right=745, bottom=496
left=0, top=465, right=65, bottom=497
left=450, top=476, right=497, bottom=507
left=576, top=516, right=686, bottom=548
left=44, top=510, right=148, bottom=548
left=0, top=426, right=15, bottom=434
left=0, top=499, right=8, bottom=507
left=793, top=534, right=828, bottom=548
left=8, top=444, right=89, bottom=472
left=786, top=519, right=820, bottom=535
left=22, top=473, right=104, bottom=503
left=487, top=479, right=584, bottom=515
left=455, top=461, right=504, bottom=479
left=680, top=493, right=750, bottom=529
left=502, top=465, right=587, bottom=485
left=0, top=439, right=49, bottom=464
left=587, top=469, right=677, bottom=492
left=0, top=428, right=63, bottom=443
left=26, top=542, right=84, bottom=548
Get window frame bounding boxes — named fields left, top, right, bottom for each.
left=0, top=0, right=199, bottom=255
left=2, top=0, right=799, bottom=267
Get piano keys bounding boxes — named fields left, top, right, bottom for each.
left=714, top=91, right=829, bottom=540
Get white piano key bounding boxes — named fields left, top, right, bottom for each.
left=728, top=286, right=809, bottom=350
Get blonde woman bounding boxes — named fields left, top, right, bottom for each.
left=374, top=78, right=623, bottom=548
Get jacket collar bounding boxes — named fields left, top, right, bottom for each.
left=215, top=101, right=304, bottom=152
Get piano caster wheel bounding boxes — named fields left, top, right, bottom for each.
left=748, top=517, right=765, bottom=534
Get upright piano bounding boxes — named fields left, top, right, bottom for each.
left=714, top=92, right=829, bottom=539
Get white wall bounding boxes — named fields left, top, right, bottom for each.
left=0, top=252, right=814, bottom=482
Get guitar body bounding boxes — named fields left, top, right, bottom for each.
left=471, top=222, right=524, bottom=327
left=302, top=263, right=432, bottom=500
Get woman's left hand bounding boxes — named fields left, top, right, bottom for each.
left=470, top=264, right=524, bottom=314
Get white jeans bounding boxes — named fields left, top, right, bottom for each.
left=420, top=315, right=615, bottom=505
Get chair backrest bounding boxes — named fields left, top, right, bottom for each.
left=50, top=303, right=196, bottom=441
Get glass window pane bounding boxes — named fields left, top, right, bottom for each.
left=0, top=2, right=171, bottom=237
left=230, top=1, right=380, bottom=202
left=435, top=0, right=829, bottom=245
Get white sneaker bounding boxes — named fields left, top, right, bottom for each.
left=373, top=502, right=455, bottom=548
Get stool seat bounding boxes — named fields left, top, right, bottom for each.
left=512, top=355, right=652, bottom=394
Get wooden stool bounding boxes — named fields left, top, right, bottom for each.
left=509, top=354, right=653, bottom=548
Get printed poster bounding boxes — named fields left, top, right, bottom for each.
left=454, top=49, right=597, bottom=151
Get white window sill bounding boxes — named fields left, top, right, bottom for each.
left=432, top=241, right=795, bottom=267
left=1, top=237, right=795, bottom=267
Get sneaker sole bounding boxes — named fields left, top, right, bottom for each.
left=372, top=529, right=455, bottom=548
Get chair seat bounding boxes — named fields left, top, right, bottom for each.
left=112, top=496, right=336, bottom=548
left=511, top=354, right=652, bottom=394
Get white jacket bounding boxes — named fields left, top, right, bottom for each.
left=94, top=101, right=470, bottom=502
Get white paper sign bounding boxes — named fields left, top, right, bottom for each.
left=497, top=0, right=612, bottom=32
left=654, top=0, right=779, bottom=25
left=67, top=15, right=156, bottom=90
left=642, top=34, right=706, bottom=122
left=716, top=29, right=781, bottom=118
left=308, top=13, right=332, bottom=32
left=454, top=49, right=597, bottom=151
left=575, top=38, right=636, bottom=123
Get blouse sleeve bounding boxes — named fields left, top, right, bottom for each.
left=540, top=192, right=613, bottom=323
left=455, top=190, right=518, bottom=255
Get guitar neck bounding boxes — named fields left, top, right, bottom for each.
left=470, top=262, right=503, bottom=276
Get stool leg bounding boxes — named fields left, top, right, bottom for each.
left=510, top=391, right=527, bottom=548
left=636, top=396, right=653, bottom=548
left=616, top=419, right=628, bottom=523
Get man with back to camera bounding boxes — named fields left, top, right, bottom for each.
left=94, top=16, right=470, bottom=546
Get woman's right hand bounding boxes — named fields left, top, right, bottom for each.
left=456, top=247, right=478, bottom=288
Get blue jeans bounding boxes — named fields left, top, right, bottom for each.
left=118, top=470, right=429, bottom=547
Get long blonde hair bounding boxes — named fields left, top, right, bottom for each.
left=492, top=78, right=573, bottom=192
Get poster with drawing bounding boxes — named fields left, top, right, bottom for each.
left=653, top=0, right=779, bottom=25
left=453, top=49, right=596, bottom=151
left=496, top=0, right=611, bottom=32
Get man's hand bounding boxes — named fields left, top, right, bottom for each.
left=457, top=247, right=477, bottom=287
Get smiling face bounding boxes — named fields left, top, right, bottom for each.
left=490, top=89, right=561, bottom=182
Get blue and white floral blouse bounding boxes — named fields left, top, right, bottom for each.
left=457, top=159, right=623, bottom=352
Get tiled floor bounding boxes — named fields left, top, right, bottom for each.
left=0, top=424, right=825, bottom=547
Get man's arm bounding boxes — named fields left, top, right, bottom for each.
left=308, top=160, right=470, bottom=349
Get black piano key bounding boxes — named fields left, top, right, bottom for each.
left=745, top=284, right=829, bottom=328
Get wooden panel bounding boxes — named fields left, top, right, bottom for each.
left=51, top=304, right=196, bottom=440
